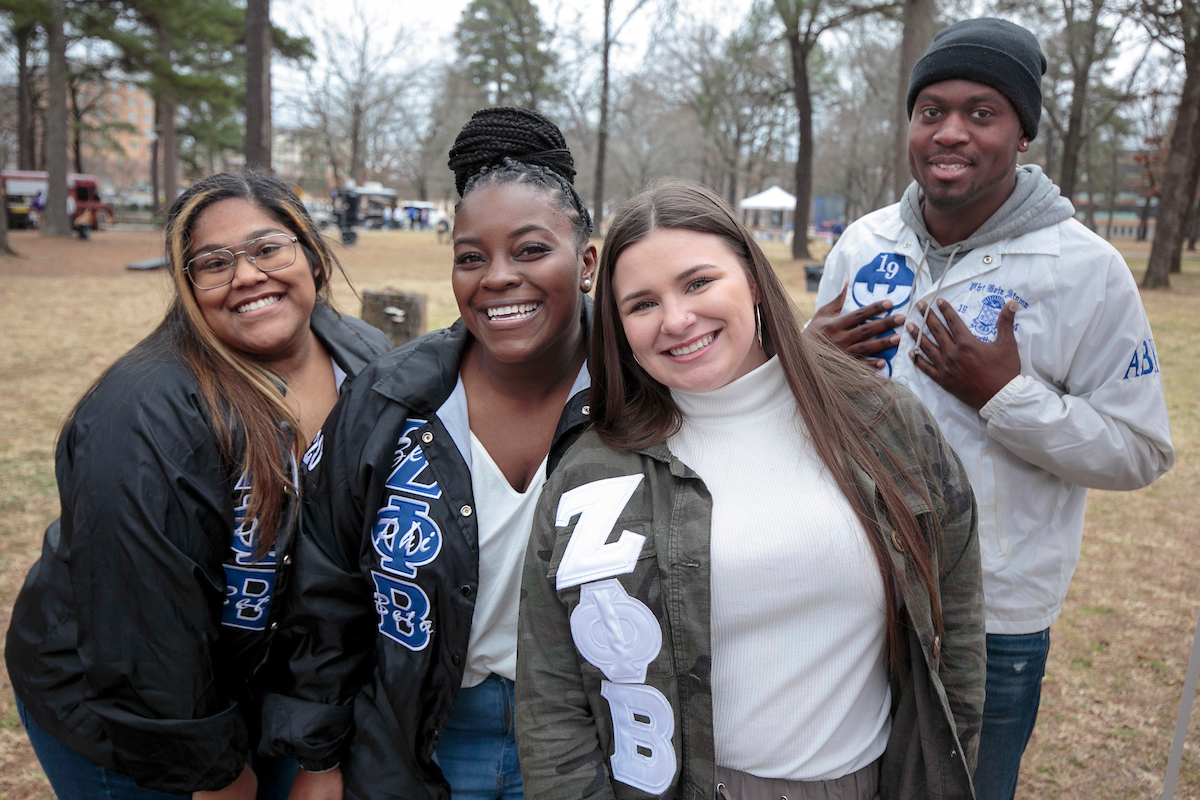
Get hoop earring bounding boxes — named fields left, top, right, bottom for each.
left=755, top=305, right=763, bottom=348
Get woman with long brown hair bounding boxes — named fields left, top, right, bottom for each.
left=515, top=179, right=986, bottom=800
left=6, top=172, right=391, bottom=800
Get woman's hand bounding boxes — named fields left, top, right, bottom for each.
left=195, top=764, right=257, bottom=800
left=288, top=767, right=344, bottom=800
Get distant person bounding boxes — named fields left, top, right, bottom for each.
left=263, top=107, right=598, bottom=800
left=6, top=171, right=391, bottom=800
left=436, top=216, right=451, bottom=244
left=382, top=204, right=392, bottom=230
left=811, top=18, right=1174, bottom=800
left=75, top=206, right=97, bottom=239
left=516, top=179, right=984, bottom=800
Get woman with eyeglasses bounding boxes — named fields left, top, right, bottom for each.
left=5, top=171, right=392, bottom=800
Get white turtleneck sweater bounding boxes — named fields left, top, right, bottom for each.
left=667, top=356, right=891, bottom=781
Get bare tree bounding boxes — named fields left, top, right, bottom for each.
left=671, top=13, right=790, bottom=208
left=773, top=0, right=893, bottom=259
left=891, top=0, right=933, bottom=201
left=1141, top=0, right=1200, bottom=287
left=301, top=4, right=413, bottom=186
left=1053, top=0, right=1126, bottom=200
left=820, top=27, right=901, bottom=220
left=592, top=0, right=663, bottom=233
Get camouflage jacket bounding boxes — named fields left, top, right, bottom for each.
left=515, top=384, right=985, bottom=800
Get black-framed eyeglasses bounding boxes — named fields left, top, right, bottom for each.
left=184, top=233, right=300, bottom=290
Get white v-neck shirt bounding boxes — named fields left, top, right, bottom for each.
left=461, top=432, right=549, bottom=687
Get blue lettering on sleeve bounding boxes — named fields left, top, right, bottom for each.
left=221, top=565, right=275, bottom=630
left=368, top=418, right=445, bottom=649
left=372, top=571, right=433, bottom=651
left=372, top=496, right=442, bottom=578
left=386, top=445, right=442, bottom=500
left=1123, top=339, right=1161, bottom=380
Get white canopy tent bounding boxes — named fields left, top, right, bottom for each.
left=739, top=186, right=796, bottom=243
left=739, top=185, right=796, bottom=210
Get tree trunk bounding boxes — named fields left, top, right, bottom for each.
left=1058, top=70, right=1089, bottom=201
left=892, top=0, right=934, bottom=202
left=1105, top=145, right=1118, bottom=239
left=244, top=0, right=273, bottom=171
left=1044, top=123, right=1057, bottom=184
left=157, top=22, right=178, bottom=219
left=1083, top=124, right=1096, bottom=231
left=592, top=0, right=612, bottom=236
left=1143, top=42, right=1200, bottom=288
left=0, top=179, right=16, bottom=256
left=350, top=102, right=364, bottom=184
left=43, top=0, right=70, bottom=237
left=17, top=29, right=36, bottom=171
left=1169, top=141, right=1200, bottom=273
left=70, top=87, right=84, bottom=174
left=151, top=103, right=161, bottom=216
left=784, top=32, right=814, bottom=260
left=1187, top=194, right=1199, bottom=250
left=1058, top=3, right=1103, bottom=202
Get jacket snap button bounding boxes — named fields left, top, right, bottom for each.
left=460, top=584, right=473, bottom=597
left=270, top=621, right=278, bottom=631
left=460, top=505, right=473, bottom=517
left=421, top=431, right=434, bottom=444
left=582, top=405, right=590, bottom=415
left=452, top=654, right=462, bottom=666
left=983, top=255, right=993, bottom=264
left=283, top=554, right=292, bottom=566
left=891, top=530, right=905, bottom=553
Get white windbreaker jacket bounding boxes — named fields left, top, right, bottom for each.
left=818, top=204, right=1174, bottom=634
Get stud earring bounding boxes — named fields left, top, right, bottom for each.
left=582, top=278, right=593, bottom=292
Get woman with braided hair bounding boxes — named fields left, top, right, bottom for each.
left=263, top=107, right=597, bottom=800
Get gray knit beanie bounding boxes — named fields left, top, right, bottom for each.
left=906, top=18, right=1047, bottom=140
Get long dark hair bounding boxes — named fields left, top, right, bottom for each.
left=590, top=179, right=943, bottom=675
left=70, top=171, right=345, bottom=558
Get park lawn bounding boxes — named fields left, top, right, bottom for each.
left=0, top=229, right=1196, bottom=799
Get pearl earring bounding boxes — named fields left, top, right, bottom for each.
left=582, top=278, right=593, bottom=292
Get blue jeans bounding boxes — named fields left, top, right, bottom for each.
left=435, top=674, right=524, bottom=800
left=17, top=698, right=298, bottom=799
left=973, top=629, right=1052, bottom=800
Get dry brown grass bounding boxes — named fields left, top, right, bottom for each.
left=0, top=228, right=1195, bottom=799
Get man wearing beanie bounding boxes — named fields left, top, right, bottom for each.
left=813, top=17, right=1174, bottom=800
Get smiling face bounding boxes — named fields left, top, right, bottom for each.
left=908, top=78, right=1026, bottom=230
left=451, top=181, right=596, bottom=368
left=613, top=228, right=766, bottom=393
left=188, top=198, right=317, bottom=362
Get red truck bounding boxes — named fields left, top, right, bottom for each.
left=2, top=171, right=115, bottom=230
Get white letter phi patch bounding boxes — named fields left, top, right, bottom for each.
left=601, top=681, right=677, bottom=794
left=555, top=474, right=645, bottom=590
left=570, top=579, right=662, bottom=683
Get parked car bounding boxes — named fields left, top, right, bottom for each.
left=2, top=171, right=115, bottom=229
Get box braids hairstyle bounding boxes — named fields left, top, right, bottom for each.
left=447, top=107, right=592, bottom=244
